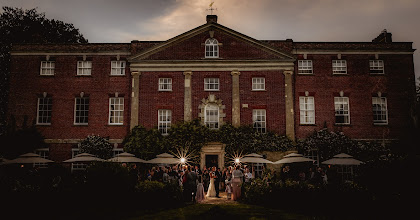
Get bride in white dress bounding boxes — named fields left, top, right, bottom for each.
left=206, top=170, right=217, bottom=197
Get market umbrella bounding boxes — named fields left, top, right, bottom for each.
left=0, top=158, right=10, bottom=165
left=273, top=153, right=315, bottom=164
left=3, top=153, right=54, bottom=164
left=240, top=153, right=273, bottom=164
left=62, top=153, right=104, bottom=163
left=146, top=153, right=180, bottom=164
left=321, top=153, right=363, bottom=165
left=108, top=152, right=147, bottom=163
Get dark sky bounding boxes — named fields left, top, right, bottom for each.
left=2, top=0, right=419, bottom=80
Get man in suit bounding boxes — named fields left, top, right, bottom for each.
left=214, top=167, right=222, bottom=198
left=187, top=166, right=198, bottom=202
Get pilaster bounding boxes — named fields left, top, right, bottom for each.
left=231, top=70, right=241, bottom=127
left=183, top=71, right=193, bottom=122
left=283, top=70, right=295, bottom=141
left=130, top=71, right=140, bottom=130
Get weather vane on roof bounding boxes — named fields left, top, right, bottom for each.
left=207, top=1, right=217, bottom=15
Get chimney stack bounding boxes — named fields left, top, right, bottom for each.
left=372, top=29, right=392, bottom=43
left=206, top=15, right=218, bottom=24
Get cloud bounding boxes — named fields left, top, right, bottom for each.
left=2, top=0, right=419, bottom=77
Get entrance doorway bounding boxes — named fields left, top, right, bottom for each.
left=205, top=155, right=219, bottom=168
left=200, top=142, right=225, bottom=169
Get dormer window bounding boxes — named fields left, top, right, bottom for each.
left=205, top=38, right=219, bottom=58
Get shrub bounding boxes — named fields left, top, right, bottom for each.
left=135, top=181, right=183, bottom=207
left=85, top=162, right=130, bottom=192
left=79, top=135, right=113, bottom=159
left=242, top=178, right=272, bottom=204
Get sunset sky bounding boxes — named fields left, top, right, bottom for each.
left=2, top=0, right=419, bottom=79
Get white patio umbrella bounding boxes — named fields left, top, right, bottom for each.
left=107, top=152, right=147, bottom=163
left=240, top=153, right=273, bottom=164
left=3, top=153, right=54, bottom=164
left=321, top=153, right=363, bottom=165
left=62, top=153, right=104, bottom=163
left=273, top=153, right=315, bottom=164
left=146, top=153, right=180, bottom=164
left=0, top=157, right=10, bottom=165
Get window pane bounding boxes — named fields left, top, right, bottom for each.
left=299, top=96, right=315, bottom=124
left=253, top=109, right=266, bottom=133
left=334, top=97, right=350, bottom=124
left=332, top=60, right=347, bottom=74
left=205, top=38, right=219, bottom=58
left=298, top=60, right=313, bottom=74
left=111, top=61, right=126, bottom=75
left=109, top=97, right=124, bottom=124
left=37, top=97, right=52, bottom=124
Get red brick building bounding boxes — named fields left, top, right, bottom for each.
left=7, top=15, right=416, bottom=167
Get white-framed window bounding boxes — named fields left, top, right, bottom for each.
left=337, top=165, right=354, bottom=181
left=109, top=97, right=124, bottom=125
left=34, top=148, right=49, bottom=169
left=299, top=96, right=315, bottom=124
left=252, top=77, right=265, bottom=91
left=111, top=61, right=126, bottom=75
left=205, top=38, right=219, bottom=58
left=37, top=97, right=52, bottom=125
left=113, top=148, right=124, bottom=157
left=40, top=61, right=55, bottom=75
left=304, top=149, right=319, bottom=166
left=158, top=110, right=172, bottom=135
left=298, top=60, right=313, bottom=74
left=253, top=109, right=266, bottom=133
left=204, top=78, right=219, bottom=91
left=252, top=163, right=264, bottom=178
left=74, top=97, right=89, bottom=125
left=334, top=97, right=350, bottom=124
left=332, top=60, right=347, bottom=74
left=71, top=149, right=87, bottom=172
left=159, top=78, right=172, bottom=91
left=372, top=97, right=388, bottom=124
left=370, top=60, right=384, bottom=74
left=205, top=104, right=219, bottom=129
left=77, top=61, right=92, bottom=76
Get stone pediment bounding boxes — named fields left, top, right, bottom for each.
left=128, top=22, right=294, bottom=62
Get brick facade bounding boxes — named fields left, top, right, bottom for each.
left=7, top=16, right=416, bottom=162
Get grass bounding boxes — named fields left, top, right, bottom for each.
left=125, top=203, right=310, bottom=220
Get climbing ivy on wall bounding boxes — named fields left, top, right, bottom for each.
left=123, top=120, right=294, bottom=159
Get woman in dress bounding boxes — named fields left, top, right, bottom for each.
left=196, top=175, right=206, bottom=203
left=206, top=168, right=217, bottom=197
left=231, top=165, right=244, bottom=201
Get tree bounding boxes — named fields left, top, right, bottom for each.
left=165, top=119, right=212, bottom=158
left=217, top=124, right=293, bottom=155
left=123, top=126, right=165, bottom=160
left=122, top=121, right=294, bottom=162
left=415, top=77, right=420, bottom=128
left=0, top=7, right=88, bottom=134
left=296, top=128, right=388, bottom=163
left=79, top=135, right=113, bottom=159
left=0, top=115, right=46, bottom=159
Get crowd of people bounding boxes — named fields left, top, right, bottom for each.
left=135, top=164, right=255, bottom=203
left=127, top=163, right=332, bottom=203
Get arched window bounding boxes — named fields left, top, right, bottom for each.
left=205, top=38, right=219, bottom=58
left=204, top=104, right=219, bottom=129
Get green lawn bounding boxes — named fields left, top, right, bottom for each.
left=126, top=203, right=310, bottom=220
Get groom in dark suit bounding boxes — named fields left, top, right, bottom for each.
left=214, top=167, right=222, bottom=198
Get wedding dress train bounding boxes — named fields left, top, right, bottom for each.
left=206, top=178, right=216, bottom=197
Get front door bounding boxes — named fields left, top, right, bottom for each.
left=205, top=154, right=219, bottom=168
